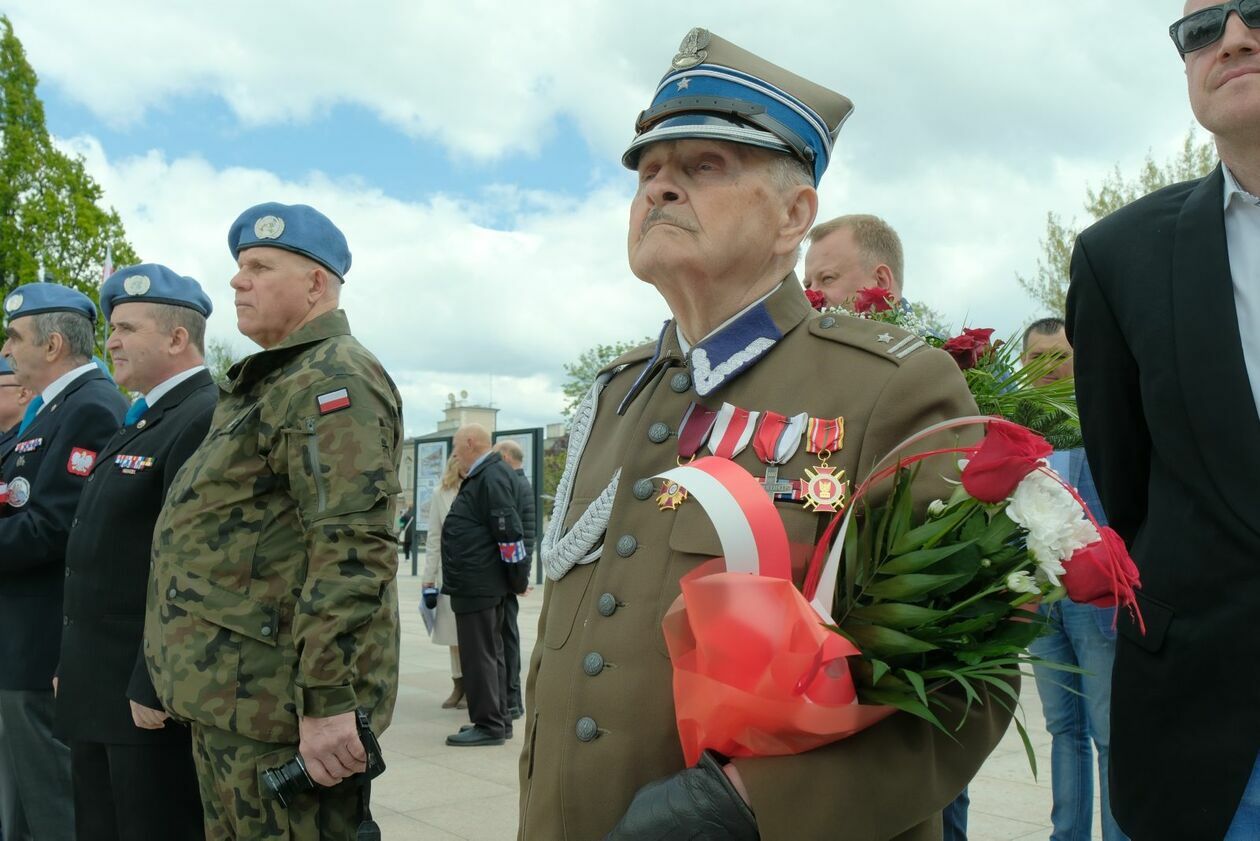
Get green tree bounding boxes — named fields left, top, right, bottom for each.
left=206, top=337, right=241, bottom=385
left=0, top=16, right=138, bottom=334
left=1019, top=129, right=1217, bottom=315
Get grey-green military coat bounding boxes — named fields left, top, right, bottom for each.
left=519, top=279, right=1013, bottom=840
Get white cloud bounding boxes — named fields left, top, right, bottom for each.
left=60, top=137, right=667, bottom=437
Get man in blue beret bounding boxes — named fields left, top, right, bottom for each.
left=521, top=29, right=1013, bottom=841
left=54, top=264, right=215, bottom=841
left=145, top=203, right=402, bottom=840
left=0, top=282, right=128, bottom=841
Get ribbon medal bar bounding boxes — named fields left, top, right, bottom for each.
left=753, top=410, right=807, bottom=500
left=658, top=402, right=718, bottom=510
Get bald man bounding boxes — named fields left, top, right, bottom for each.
left=441, top=425, right=527, bottom=747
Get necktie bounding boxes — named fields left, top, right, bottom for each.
left=125, top=398, right=149, bottom=427
left=16, top=396, right=44, bottom=436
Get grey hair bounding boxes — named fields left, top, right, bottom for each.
left=151, top=304, right=207, bottom=355
left=32, top=312, right=95, bottom=361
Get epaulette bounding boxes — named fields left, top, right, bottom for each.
left=806, top=311, right=931, bottom=365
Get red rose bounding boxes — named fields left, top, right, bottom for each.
left=805, top=289, right=827, bottom=311
left=854, top=286, right=894, bottom=314
left=941, top=327, right=996, bottom=370
left=961, top=422, right=1053, bottom=503
left=1063, top=527, right=1141, bottom=607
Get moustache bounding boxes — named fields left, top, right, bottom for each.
left=641, top=209, right=696, bottom=235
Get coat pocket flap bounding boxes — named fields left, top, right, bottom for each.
left=168, top=570, right=280, bottom=647
left=1119, top=590, right=1172, bottom=654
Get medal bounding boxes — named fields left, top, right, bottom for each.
left=753, top=411, right=807, bottom=500
left=707, top=403, right=759, bottom=459
left=801, top=416, right=848, bottom=513
left=657, top=402, right=717, bottom=510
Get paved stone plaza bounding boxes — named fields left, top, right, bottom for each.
left=373, top=570, right=1103, bottom=840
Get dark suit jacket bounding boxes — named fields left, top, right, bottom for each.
left=1067, top=165, right=1260, bottom=840
left=512, top=467, right=536, bottom=575
left=441, top=451, right=526, bottom=611
left=0, top=368, right=128, bottom=690
left=55, top=369, right=216, bottom=744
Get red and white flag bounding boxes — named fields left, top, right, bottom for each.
left=317, top=388, right=351, bottom=415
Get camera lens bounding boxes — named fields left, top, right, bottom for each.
left=260, top=755, right=314, bottom=808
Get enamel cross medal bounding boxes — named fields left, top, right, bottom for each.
left=801, top=416, right=849, bottom=513
left=752, top=410, right=807, bottom=500
left=657, top=402, right=717, bottom=510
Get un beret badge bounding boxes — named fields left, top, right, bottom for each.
left=672, top=28, right=711, bottom=69
left=4, top=294, right=22, bottom=314
left=123, top=275, right=151, bottom=296
left=254, top=215, right=285, bottom=240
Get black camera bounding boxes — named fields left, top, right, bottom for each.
left=261, top=709, right=386, bottom=807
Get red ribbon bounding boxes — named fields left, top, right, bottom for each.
left=677, top=402, right=717, bottom=459
left=806, top=416, right=844, bottom=454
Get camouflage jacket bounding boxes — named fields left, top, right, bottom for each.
left=144, top=309, right=403, bottom=744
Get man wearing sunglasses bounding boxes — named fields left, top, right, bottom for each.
left=1067, top=2, right=1260, bottom=839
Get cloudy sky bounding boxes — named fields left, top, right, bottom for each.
left=8, top=1, right=1203, bottom=436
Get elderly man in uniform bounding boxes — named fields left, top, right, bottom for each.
left=144, top=203, right=403, bottom=840
left=520, top=30, right=1013, bottom=840
left=55, top=264, right=216, bottom=841
left=0, top=283, right=128, bottom=841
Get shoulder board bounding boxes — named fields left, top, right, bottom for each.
left=807, top=312, right=932, bottom=365
left=596, top=340, right=658, bottom=377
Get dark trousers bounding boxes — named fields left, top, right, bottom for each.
left=71, top=738, right=204, bottom=841
left=0, top=690, right=74, bottom=841
left=502, top=592, right=522, bottom=713
left=455, top=602, right=508, bottom=737
left=942, top=787, right=969, bottom=840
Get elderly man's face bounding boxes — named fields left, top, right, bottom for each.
left=230, top=247, right=318, bottom=349
left=627, top=139, right=786, bottom=284
left=803, top=227, right=894, bottom=308
left=0, top=316, right=51, bottom=390
left=0, top=373, right=29, bottom=430
left=1182, top=0, right=1260, bottom=138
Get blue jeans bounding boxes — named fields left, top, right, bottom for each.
left=1029, top=601, right=1127, bottom=841
left=942, top=787, right=968, bottom=840
left=1225, top=752, right=1260, bottom=840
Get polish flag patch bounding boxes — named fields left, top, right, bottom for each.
left=67, top=447, right=97, bottom=476
left=317, top=388, right=351, bottom=415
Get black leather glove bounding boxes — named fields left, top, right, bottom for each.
left=605, top=750, right=759, bottom=841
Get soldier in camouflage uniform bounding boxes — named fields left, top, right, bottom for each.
left=144, top=202, right=403, bottom=840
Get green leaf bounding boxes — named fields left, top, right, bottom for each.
left=870, top=659, right=891, bottom=686
left=977, top=512, right=1022, bottom=555
left=863, top=573, right=970, bottom=601
left=901, top=669, right=931, bottom=709
left=878, top=540, right=977, bottom=575
left=847, top=603, right=947, bottom=629
left=860, top=687, right=953, bottom=738
left=890, top=501, right=975, bottom=554
left=841, top=623, right=939, bottom=658
left=1012, top=710, right=1038, bottom=780
left=883, top=467, right=918, bottom=554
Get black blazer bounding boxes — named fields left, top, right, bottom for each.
left=1067, top=165, right=1260, bottom=840
left=56, top=369, right=216, bottom=744
left=441, top=451, right=526, bottom=610
left=0, top=368, right=128, bottom=690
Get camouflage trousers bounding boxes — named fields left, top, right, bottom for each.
left=190, top=724, right=361, bottom=841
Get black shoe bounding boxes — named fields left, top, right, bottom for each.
left=508, top=706, right=524, bottom=720
left=446, top=726, right=505, bottom=747
left=460, top=723, right=513, bottom=739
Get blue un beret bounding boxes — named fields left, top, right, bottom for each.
left=3, top=282, right=96, bottom=324
left=623, top=28, right=854, bottom=186
left=228, top=202, right=351, bottom=280
left=100, top=264, right=213, bottom=323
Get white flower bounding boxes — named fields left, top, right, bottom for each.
left=928, top=499, right=947, bottom=517
left=1006, top=571, right=1040, bottom=595
left=1005, top=470, right=1099, bottom=585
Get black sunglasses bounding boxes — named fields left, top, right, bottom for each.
left=1170, top=0, right=1260, bottom=55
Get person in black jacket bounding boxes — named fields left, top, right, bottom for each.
left=55, top=265, right=216, bottom=841
left=491, top=439, right=535, bottom=721
left=0, top=283, right=129, bottom=841
left=0, top=356, right=33, bottom=460
left=442, top=424, right=526, bottom=747
left=1067, top=6, right=1260, bottom=837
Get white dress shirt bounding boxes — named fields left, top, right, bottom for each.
left=141, top=365, right=207, bottom=409
left=37, top=362, right=99, bottom=412
left=1223, top=164, right=1260, bottom=416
